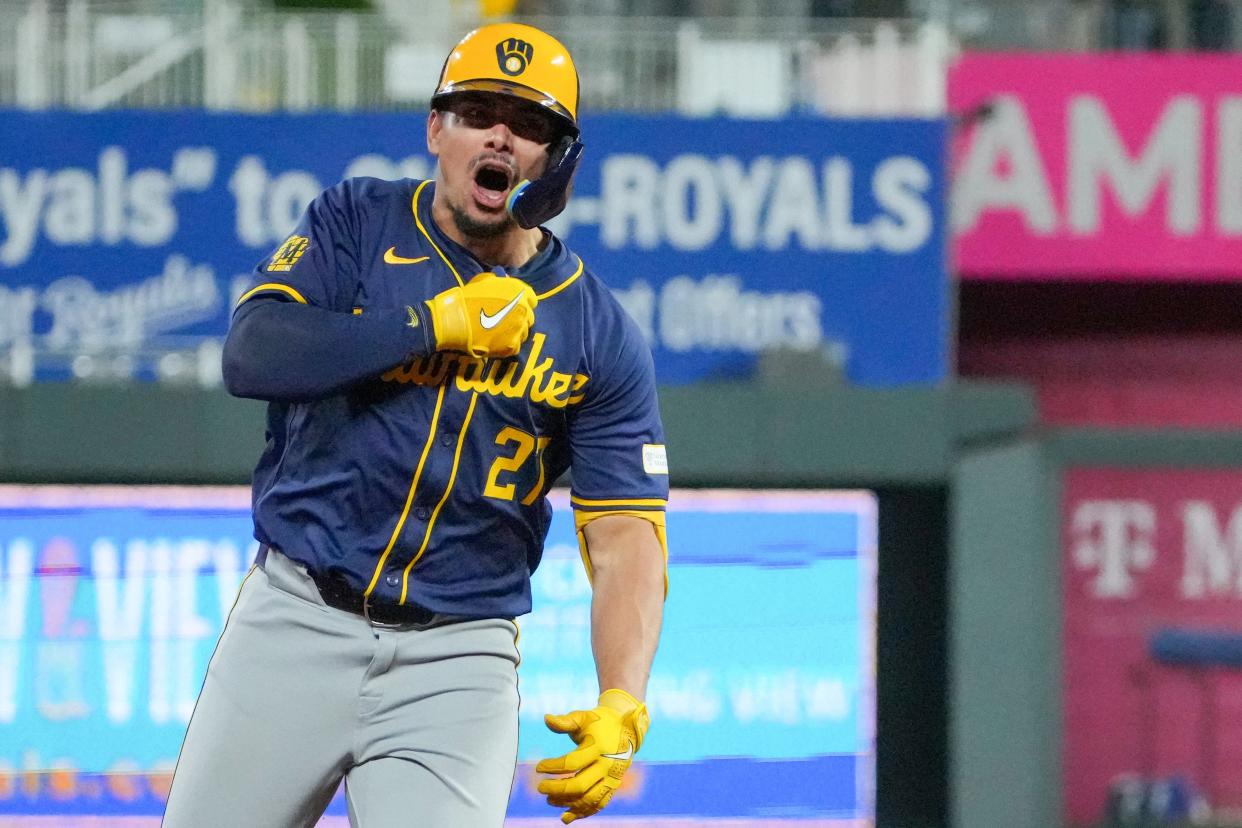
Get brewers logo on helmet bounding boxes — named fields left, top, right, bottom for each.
left=496, top=38, right=533, bottom=76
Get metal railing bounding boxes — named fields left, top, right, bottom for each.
left=0, top=0, right=954, bottom=115
left=947, top=0, right=1242, bottom=49
left=1, top=0, right=1238, bottom=116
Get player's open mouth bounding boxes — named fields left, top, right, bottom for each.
left=472, top=162, right=512, bottom=211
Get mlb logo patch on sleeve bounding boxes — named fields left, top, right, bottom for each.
left=642, top=444, right=668, bottom=475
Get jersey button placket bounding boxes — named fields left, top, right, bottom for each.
left=393, top=406, right=464, bottom=601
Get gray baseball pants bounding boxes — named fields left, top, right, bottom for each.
left=162, top=548, right=521, bottom=828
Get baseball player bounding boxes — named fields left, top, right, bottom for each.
left=161, top=22, right=668, bottom=828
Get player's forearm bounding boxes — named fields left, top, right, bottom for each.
left=585, top=517, right=666, bottom=699
left=222, top=299, right=432, bottom=402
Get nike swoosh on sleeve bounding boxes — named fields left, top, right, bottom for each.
left=479, top=293, right=525, bottom=329
left=384, top=247, right=430, bottom=265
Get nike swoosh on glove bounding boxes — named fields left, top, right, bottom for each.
left=424, top=271, right=536, bottom=358
left=535, top=688, right=650, bottom=824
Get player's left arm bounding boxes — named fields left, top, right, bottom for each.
left=536, top=513, right=665, bottom=824
left=582, top=514, right=665, bottom=699
left=537, top=299, right=668, bottom=824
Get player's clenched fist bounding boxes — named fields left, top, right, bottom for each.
left=536, top=689, right=650, bottom=824
left=425, top=271, right=537, bottom=358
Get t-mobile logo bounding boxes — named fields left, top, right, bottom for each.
left=1071, top=500, right=1157, bottom=599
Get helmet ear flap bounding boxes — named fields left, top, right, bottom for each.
left=546, top=133, right=579, bottom=170
left=506, top=136, right=584, bottom=229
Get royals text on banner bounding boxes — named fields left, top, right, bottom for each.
left=0, top=111, right=948, bottom=386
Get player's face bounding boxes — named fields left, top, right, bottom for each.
left=428, top=93, right=562, bottom=239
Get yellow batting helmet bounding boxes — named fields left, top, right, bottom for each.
left=432, top=23, right=580, bottom=137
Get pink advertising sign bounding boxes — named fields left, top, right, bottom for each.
left=951, top=55, right=1242, bottom=279
left=1064, top=469, right=1242, bottom=824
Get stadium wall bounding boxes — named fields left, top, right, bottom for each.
left=0, top=380, right=1029, bottom=828
left=0, top=381, right=1034, bottom=486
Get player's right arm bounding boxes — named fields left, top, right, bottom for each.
left=223, top=181, right=535, bottom=403
left=222, top=299, right=430, bottom=402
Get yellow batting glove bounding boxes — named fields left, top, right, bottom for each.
left=424, top=271, right=537, bottom=358
left=536, top=689, right=650, bottom=824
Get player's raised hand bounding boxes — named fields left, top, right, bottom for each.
left=425, top=271, right=537, bottom=358
left=536, top=689, right=649, bottom=823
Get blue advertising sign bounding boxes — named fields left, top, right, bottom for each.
left=0, top=111, right=947, bottom=386
left=0, top=487, right=876, bottom=825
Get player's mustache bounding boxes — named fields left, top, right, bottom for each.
left=469, top=153, right=519, bottom=183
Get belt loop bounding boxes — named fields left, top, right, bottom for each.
left=255, top=543, right=270, bottom=568
left=361, top=596, right=382, bottom=638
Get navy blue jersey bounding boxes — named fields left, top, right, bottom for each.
left=232, top=178, right=669, bottom=618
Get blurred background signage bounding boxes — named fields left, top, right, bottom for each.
left=951, top=54, right=1242, bottom=280
left=0, top=486, right=877, bottom=824
left=1064, top=469, right=1242, bottom=825
left=0, top=112, right=947, bottom=387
